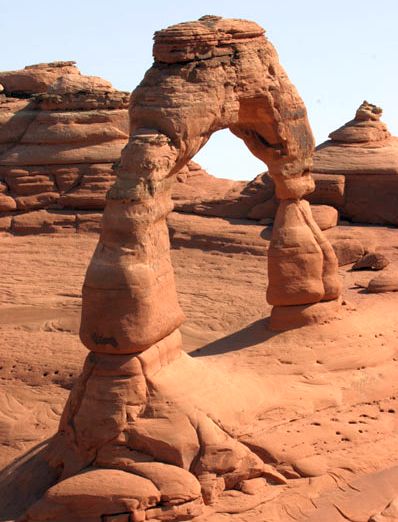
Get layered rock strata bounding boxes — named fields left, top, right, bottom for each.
left=314, top=101, right=398, bottom=225
left=2, top=70, right=398, bottom=231
left=20, top=16, right=341, bottom=521
left=0, top=61, right=129, bottom=217
left=174, top=167, right=343, bottom=227
left=0, top=61, right=342, bottom=234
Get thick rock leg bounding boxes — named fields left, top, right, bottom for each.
left=80, top=132, right=185, bottom=353
left=267, top=200, right=325, bottom=306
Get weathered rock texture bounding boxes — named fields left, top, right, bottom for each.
left=17, top=16, right=341, bottom=521
left=2, top=71, right=398, bottom=234
left=314, top=101, right=398, bottom=225
left=0, top=59, right=339, bottom=237
left=2, top=220, right=398, bottom=522
left=174, top=167, right=341, bottom=231
left=0, top=60, right=342, bottom=234
left=0, top=61, right=129, bottom=219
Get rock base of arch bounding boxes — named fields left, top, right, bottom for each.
left=269, top=298, right=342, bottom=331
left=19, top=329, right=284, bottom=521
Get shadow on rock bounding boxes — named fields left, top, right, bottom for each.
left=192, top=317, right=278, bottom=357
left=0, top=437, right=58, bottom=521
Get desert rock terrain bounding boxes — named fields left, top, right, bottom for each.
left=1, top=15, right=398, bottom=522
left=1, top=220, right=398, bottom=521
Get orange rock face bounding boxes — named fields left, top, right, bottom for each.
left=0, top=60, right=352, bottom=237
left=0, top=61, right=113, bottom=95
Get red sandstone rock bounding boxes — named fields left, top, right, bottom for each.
left=352, top=252, right=390, bottom=271
left=20, top=468, right=162, bottom=521
left=314, top=101, right=395, bottom=175
left=0, top=62, right=129, bottom=218
left=247, top=197, right=278, bottom=220
left=76, top=212, right=103, bottom=233
left=1, top=223, right=398, bottom=521
left=167, top=212, right=269, bottom=255
left=310, top=205, right=338, bottom=231
left=77, top=11, right=339, bottom=496
left=314, top=101, right=398, bottom=225
left=267, top=200, right=340, bottom=307
left=269, top=301, right=341, bottom=331
left=0, top=215, right=11, bottom=230
left=0, top=62, right=360, bottom=234
left=370, top=497, right=398, bottom=521
left=101, top=16, right=337, bottom=335
left=13, top=210, right=76, bottom=234
left=172, top=161, right=246, bottom=216
left=325, top=227, right=377, bottom=266
left=0, top=61, right=113, bottom=95
left=330, top=238, right=365, bottom=266
left=1, top=62, right=244, bottom=226
left=268, top=200, right=325, bottom=306
left=174, top=169, right=345, bottom=225
left=306, top=173, right=345, bottom=207
left=0, top=193, right=16, bottom=211
left=13, top=16, right=342, bottom=522
left=367, top=272, right=398, bottom=293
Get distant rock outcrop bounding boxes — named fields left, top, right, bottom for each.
left=0, top=62, right=255, bottom=233
left=1, top=83, right=398, bottom=232
left=0, top=61, right=129, bottom=222
left=314, top=101, right=398, bottom=225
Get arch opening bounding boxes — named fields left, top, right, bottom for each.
left=193, top=128, right=266, bottom=181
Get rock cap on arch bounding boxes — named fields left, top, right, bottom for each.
left=153, top=15, right=265, bottom=63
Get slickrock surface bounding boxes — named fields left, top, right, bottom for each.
left=314, top=101, right=398, bottom=225
left=0, top=222, right=398, bottom=522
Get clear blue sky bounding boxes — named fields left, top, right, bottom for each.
left=1, top=0, right=397, bottom=180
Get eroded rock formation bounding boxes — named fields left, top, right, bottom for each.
left=0, top=59, right=343, bottom=236
left=174, top=167, right=341, bottom=231
left=0, top=60, right=340, bottom=237
left=18, top=16, right=341, bottom=522
left=314, top=101, right=398, bottom=225
left=0, top=61, right=129, bottom=226
left=2, top=70, right=398, bottom=236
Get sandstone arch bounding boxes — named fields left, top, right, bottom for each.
left=81, top=15, right=341, bottom=353
left=18, top=16, right=342, bottom=522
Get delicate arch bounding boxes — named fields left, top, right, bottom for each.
left=16, top=17, right=344, bottom=522
left=80, top=15, right=341, bottom=353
